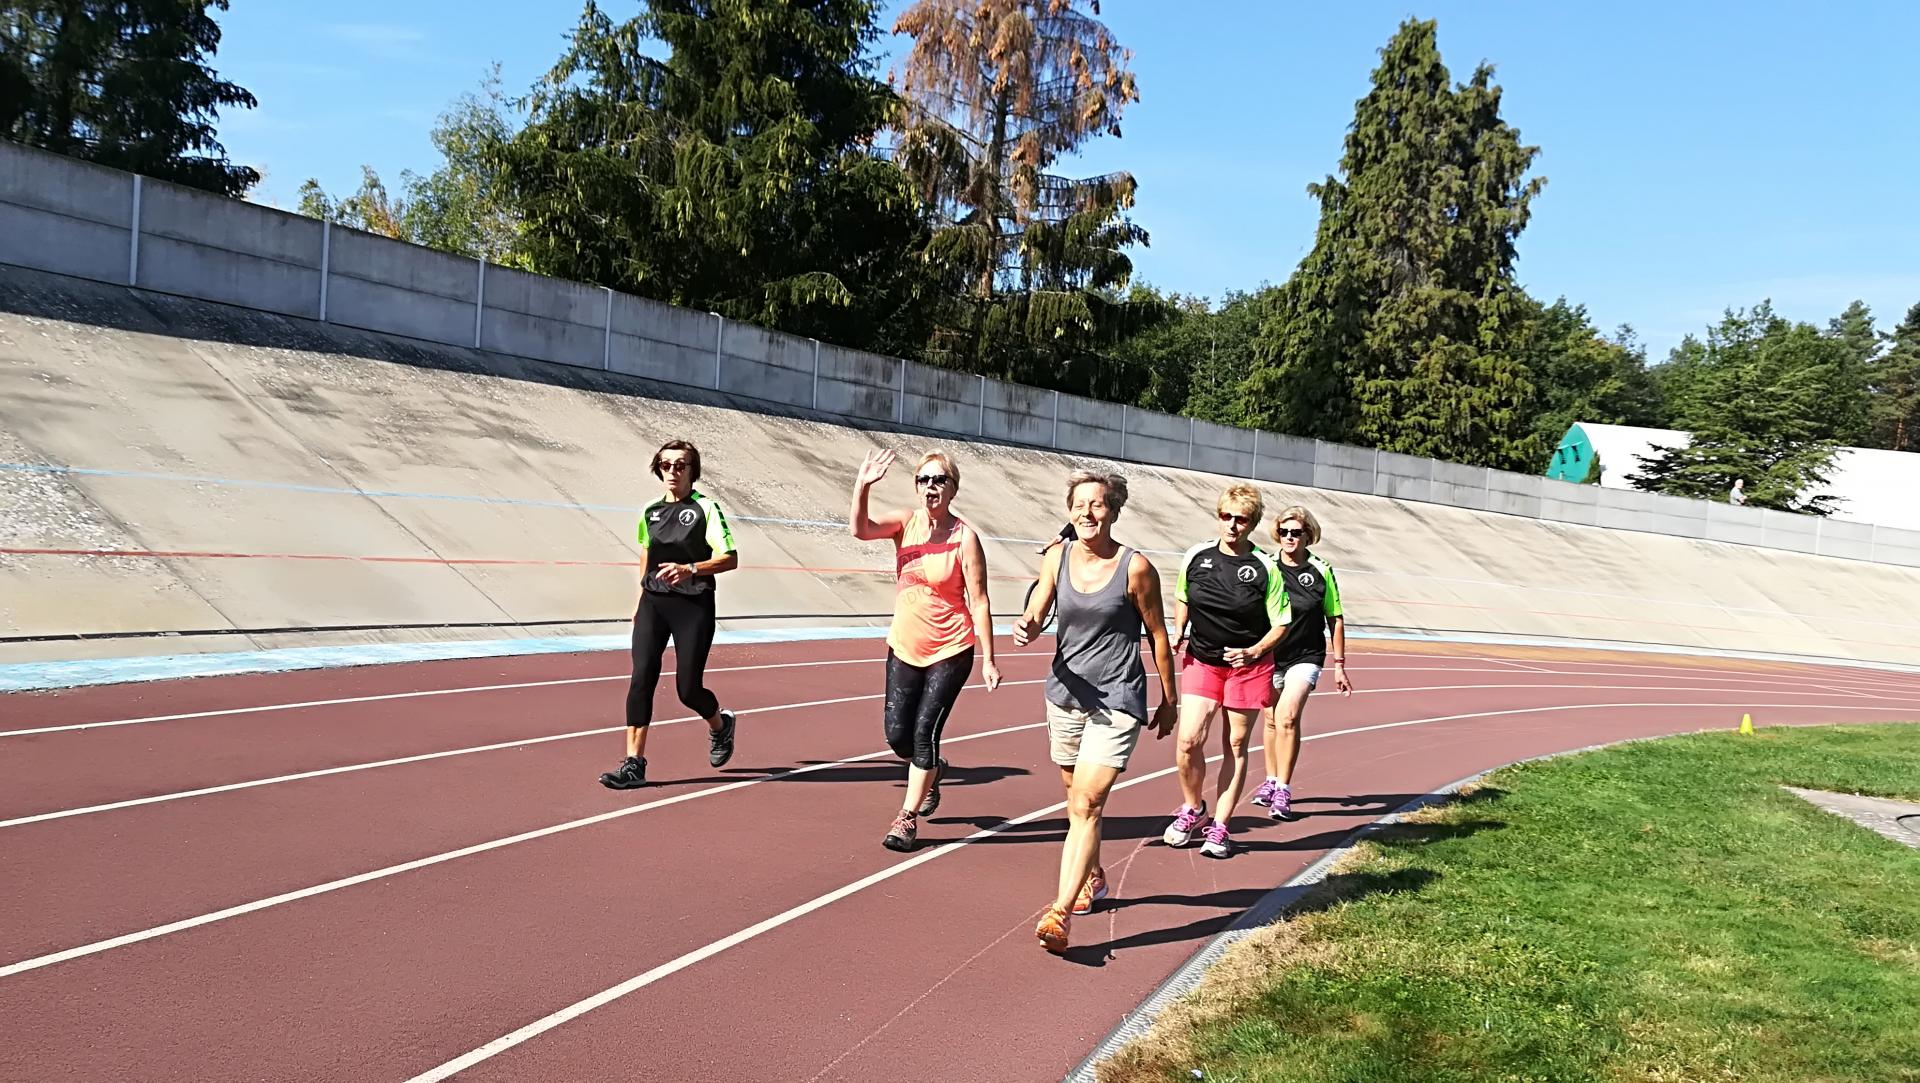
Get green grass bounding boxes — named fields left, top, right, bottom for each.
left=1100, top=723, right=1920, bottom=1083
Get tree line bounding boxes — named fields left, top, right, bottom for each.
left=7, top=1, right=1916, bottom=513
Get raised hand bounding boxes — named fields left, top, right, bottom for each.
left=855, top=449, right=895, bottom=488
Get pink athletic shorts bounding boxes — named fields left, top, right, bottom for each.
left=1179, top=651, right=1275, bottom=710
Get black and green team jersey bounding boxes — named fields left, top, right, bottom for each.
left=1271, top=553, right=1344, bottom=668
left=636, top=489, right=736, bottom=596
left=1175, top=540, right=1290, bottom=666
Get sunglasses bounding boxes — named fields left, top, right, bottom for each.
left=658, top=460, right=691, bottom=473
left=1276, top=527, right=1308, bottom=539
left=1218, top=511, right=1250, bottom=527
left=915, top=474, right=951, bottom=487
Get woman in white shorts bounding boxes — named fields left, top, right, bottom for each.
left=1012, top=470, right=1177, bottom=955
left=1250, top=506, right=1353, bottom=820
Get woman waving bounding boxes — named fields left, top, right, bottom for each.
left=850, top=448, right=1000, bottom=852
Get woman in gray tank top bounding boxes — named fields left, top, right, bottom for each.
left=1012, top=470, right=1178, bottom=956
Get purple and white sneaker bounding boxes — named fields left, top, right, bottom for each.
left=1250, top=778, right=1279, bottom=806
left=1268, top=782, right=1294, bottom=820
left=1162, top=804, right=1208, bottom=847
left=1200, top=820, right=1234, bottom=859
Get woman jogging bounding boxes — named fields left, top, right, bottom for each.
left=1162, top=484, right=1291, bottom=859
left=850, top=448, right=1000, bottom=852
left=1013, top=470, right=1178, bottom=955
left=1250, top=506, right=1353, bottom=820
left=599, top=440, right=741, bottom=790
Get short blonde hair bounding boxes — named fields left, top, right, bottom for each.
left=1217, top=484, right=1263, bottom=523
left=1065, top=470, right=1129, bottom=513
left=915, top=450, right=960, bottom=493
left=1273, top=505, right=1322, bottom=546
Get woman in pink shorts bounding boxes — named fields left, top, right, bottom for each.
left=1163, top=484, right=1291, bottom=858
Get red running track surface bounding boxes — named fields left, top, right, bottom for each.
left=3, top=638, right=1919, bottom=1082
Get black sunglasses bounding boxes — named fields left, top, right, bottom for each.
left=915, top=473, right=951, bottom=487
left=1276, top=527, right=1307, bottom=539
left=1218, top=511, right=1250, bottom=526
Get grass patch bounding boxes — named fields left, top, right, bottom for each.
left=1098, top=722, right=1920, bottom=1083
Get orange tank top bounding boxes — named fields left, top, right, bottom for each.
left=887, top=510, right=978, bottom=666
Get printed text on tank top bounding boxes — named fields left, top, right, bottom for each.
left=887, top=510, right=977, bottom=667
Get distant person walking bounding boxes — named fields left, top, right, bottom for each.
left=1163, top=484, right=1291, bottom=859
left=1730, top=479, right=1747, bottom=506
left=850, top=448, right=1000, bottom=852
left=1014, top=470, right=1178, bottom=955
left=599, top=440, right=741, bottom=790
left=1250, top=506, right=1353, bottom=821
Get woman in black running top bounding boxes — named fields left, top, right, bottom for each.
left=599, top=440, right=741, bottom=791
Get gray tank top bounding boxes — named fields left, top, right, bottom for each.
left=1044, top=543, right=1147, bottom=722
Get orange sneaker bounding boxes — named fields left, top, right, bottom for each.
left=1072, top=867, right=1109, bottom=915
left=1036, top=905, right=1071, bottom=955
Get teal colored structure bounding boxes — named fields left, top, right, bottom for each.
left=1545, top=423, right=1600, bottom=483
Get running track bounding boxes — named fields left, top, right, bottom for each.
left=3, top=638, right=1919, bottom=1082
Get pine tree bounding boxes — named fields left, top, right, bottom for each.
left=1520, top=297, right=1662, bottom=452
left=1819, top=299, right=1879, bottom=445
left=1630, top=305, right=1842, bottom=514
left=1, top=0, right=258, bottom=196
left=890, top=0, right=1151, bottom=389
left=490, top=0, right=936, bottom=356
left=1242, top=19, right=1546, bottom=471
left=1870, top=302, right=1920, bottom=452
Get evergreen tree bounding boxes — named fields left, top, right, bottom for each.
left=1, top=0, right=258, bottom=195
left=490, top=0, right=936, bottom=356
left=1630, top=304, right=1842, bottom=514
left=1243, top=19, right=1546, bottom=471
left=1521, top=297, right=1662, bottom=451
left=1819, top=299, right=1879, bottom=445
left=1112, top=285, right=1277, bottom=422
left=890, top=0, right=1153, bottom=390
left=1869, top=302, right=1920, bottom=452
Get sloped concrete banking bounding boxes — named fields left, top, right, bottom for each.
left=6, top=264, right=1920, bottom=679
left=4, top=139, right=1917, bottom=564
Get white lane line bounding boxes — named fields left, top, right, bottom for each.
left=399, top=697, right=1920, bottom=1081
left=0, top=651, right=1058, bottom=738
left=1478, top=657, right=1553, bottom=673
left=7, top=680, right=1850, bottom=828
left=0, top=703, right=1061, bottom=981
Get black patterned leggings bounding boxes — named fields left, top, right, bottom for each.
left=882, top=647, right=975, bottom=770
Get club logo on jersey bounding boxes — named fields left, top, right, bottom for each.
left=678, top=508, right=697, bottom=526
left=1297, top=571, right=1316, bottom=588
left=649, top=510, right=663, bottom=522
left=1236, top=565, right=1258, bottom=584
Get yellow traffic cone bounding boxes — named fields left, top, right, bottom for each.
left=1738, top=713, right=1754, bottom=735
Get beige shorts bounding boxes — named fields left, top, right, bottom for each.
left=1046, top=700, right=1144, bottom=771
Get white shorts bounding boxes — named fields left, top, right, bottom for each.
left=1272, top=662, right=1322, bottom=692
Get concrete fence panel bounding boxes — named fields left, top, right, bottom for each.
left=902, top=361, right=985, bottom=436
left=608, top=295, right=716, bottom=386
left=815, top=344, right=899, bottom=423
left=1539, top=478, right=1600, bottom=527
left=1702, top=501, right=1767, bottom=548
left=1191, top=419, right=1254, bottom=477
left=1872, top=526, right=1920, bottom=568
left=137, top=179, right=323, bottom=319
left=1815, top=517, right=1876, bottom=562
left=1485, top=470, right=1545, bottom=519
left=325, top=228, right=479, bottom=347
left=1372, top=451, right=1434, bottom=503
left=983, top=380, right=1055, bottom=447
left=1124, top=407, right=1190, bottom=469
left=1054, top=393, right=1124, bottom=458
left=1254, top=432, right=1317, bottom=487
left=1429, top=459, right=1491, bottom=512
left=1313, top=441, right=1376, bottom=494
left=479, top=264, right=606, bottom=370
left=0, top=142, right=134, bottom=283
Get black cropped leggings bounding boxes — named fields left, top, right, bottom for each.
left=625, top=590, right=719, bottom=728
left=883, top=647, right=975, bottom=770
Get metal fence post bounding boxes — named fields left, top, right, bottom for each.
left=128, top=176, right=142, bottom=285
left=1187, top=416, right=1194, bottom=469
left=1052, top=390, right=1061, bottom=448
left=1121, top=405, right=1128, bottom=460
left=1250, top=429, right=1259, bottom=481
left=896, top=357, right=906, bottom=422
left=712, top=313, right=723, bottom=389
left=473, top=258, right=485, bottom=347
left=811, top=339, right=821, bottom=410
left=978, top=374, right=987, bottom=436
left=318, top=220, right=331, bottom=322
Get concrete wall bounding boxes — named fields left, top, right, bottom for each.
left=3, top=138, right=1918, bottom=569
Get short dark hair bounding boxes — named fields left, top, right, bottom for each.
left=651, top=439, right=702, bottom=483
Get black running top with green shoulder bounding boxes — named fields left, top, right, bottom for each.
left=1174, top=541, right=1290, bottom=666
left=1270, top=552, right=1344, bottom=668
left=636, top=490, right=736, bottom=596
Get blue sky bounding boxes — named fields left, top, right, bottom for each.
left=213, top=1, right=1920, bottom=362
